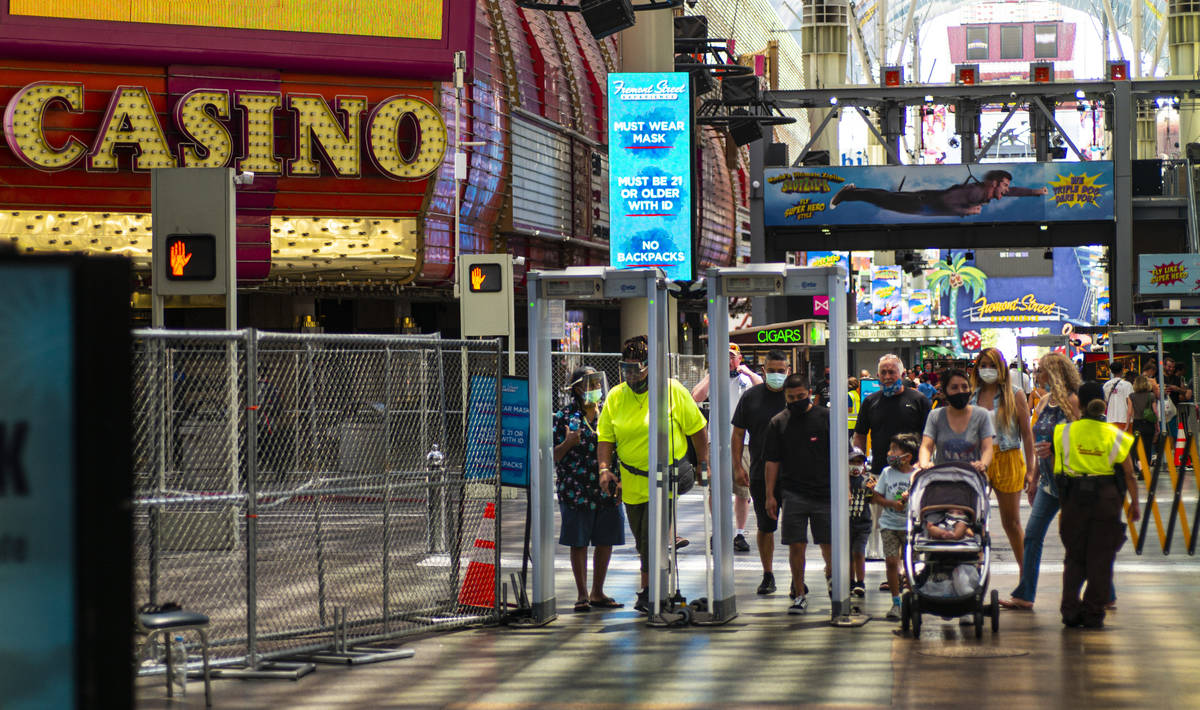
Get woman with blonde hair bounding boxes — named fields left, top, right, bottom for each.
left=1001, top=351, right=1081, bottom=610
left=970, top=347, right=1036, bottom=576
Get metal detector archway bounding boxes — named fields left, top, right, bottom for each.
left=526, top=267, right=669, bottom=626
left=1015, top=334, right=1073, bottom=380
left=706, top=264, right=855, bottom=623
left=1108, top=329, right=1167, bottom=435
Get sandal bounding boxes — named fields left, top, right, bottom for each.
left=675, top=536, right=690, bottom=549
left=999, top=597, right=1034, bottom=610
left=588, top=596, right=624, bottom=609
left=573, top=600, right=591, bottom=612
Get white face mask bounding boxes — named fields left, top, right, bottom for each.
left=979, top=368, right=999, bottom=384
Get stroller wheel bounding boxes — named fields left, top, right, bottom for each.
left=910, top=595, right=922, bottom=639
left=900, top=591, right=911, bottom=633
left=990, top=589, right=1000, bottom=633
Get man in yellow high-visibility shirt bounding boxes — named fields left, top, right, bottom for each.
left=597, top=336, right=709, bottom=614
left=1052, top=382, right=1141, bottom=630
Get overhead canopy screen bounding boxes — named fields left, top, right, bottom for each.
left=8, top=0, right=443, bottom=39
left=974, top=248, right=1055, bottom=278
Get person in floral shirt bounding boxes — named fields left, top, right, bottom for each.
left=554, top=366, right=625, bottom=612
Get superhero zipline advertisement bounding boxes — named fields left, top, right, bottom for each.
left=608, top=72, right=693, bottom=281
left=764, top=162, right=1114, bottom=227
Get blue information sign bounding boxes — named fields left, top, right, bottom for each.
left=465, top=375, right=529, bottom=487
left=607, top=72, right=693, bottom=281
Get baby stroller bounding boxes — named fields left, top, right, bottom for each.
left=900, top=462, right=1000, bottom=639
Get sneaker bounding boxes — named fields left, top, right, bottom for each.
left=851, top=581, right=866, bottom=598
left=788, top=595, right=808, bottom=615
left=757, top=571, right=777, bottom=595
left=733, top=533, right=751, bottom=552
left=886, top=602, right=902, bottom=621
left=634, top=589, right=649, bottom=614
left=675, top=536, right=690, bottom=550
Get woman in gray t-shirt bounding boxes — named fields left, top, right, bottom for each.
left=919, top=368, right=995, bottom=473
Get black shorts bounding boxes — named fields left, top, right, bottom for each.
left=749, top=475, right=780, bottom=534
left=781, top=491, right=832, bottom=546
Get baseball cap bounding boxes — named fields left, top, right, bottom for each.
left=728, top=343, right=741, bottom=354
left=849, top=446, right=867, bottom=461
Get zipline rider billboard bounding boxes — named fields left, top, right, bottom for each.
left=608, top=72, right=693, bottom=282
left=764, top=162, right=1114, bottom=227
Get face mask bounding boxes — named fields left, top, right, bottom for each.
left=881, top=382, right=901, bottom=397
left=787, top=398, right=809, bottom=414
left=978, top=368, right=999, bottom=384
left=887, top=454, right=907, bottom=467
left=850, top=464, right=866, bottom=477
left=583, top=389, right=602, bottom=404
left=628, top=377, right=649, bottom=394
left=947, top=392, right=970, bottom=409
left=729, top=370, right=739, bottom=379
left=765, top=372, right=787, bottom=390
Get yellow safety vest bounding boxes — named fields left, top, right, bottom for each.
left=848, top=390, right=860, bottom=430
left=1052, top=418, right=1133, bottom=477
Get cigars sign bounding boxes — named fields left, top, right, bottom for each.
left=3, top=81, right=447, bottom=179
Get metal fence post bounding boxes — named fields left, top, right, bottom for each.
left=493, top=338, right=503, bottom=619
left=382, top=345, right=393, bottom=633
left=245, top=329, right=260, bottom=670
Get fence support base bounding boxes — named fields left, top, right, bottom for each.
left=304, top=647, right=416, bottom=665
left=209, top=661, right=316, bottom=680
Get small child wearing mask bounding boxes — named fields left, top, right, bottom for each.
left=871, top=433, right=919, bottom=621
left=848, top=447, right=874, bottom=599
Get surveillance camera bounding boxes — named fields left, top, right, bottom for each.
left=752, top=180, right=761, bottom=189
left=233, top=171, right=255, bottom=186
left=513, top=256, right=527, bottom=267
left=686, top=0, right=697, bottom=6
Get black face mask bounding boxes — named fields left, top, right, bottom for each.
left=788, top=398, right=809, bottom=414
left=628, top=377, right=649, bottom=394
left=947, top=392, right=970, bottom=410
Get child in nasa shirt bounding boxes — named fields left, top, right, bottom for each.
left=870, top=433, right=919, bottom=621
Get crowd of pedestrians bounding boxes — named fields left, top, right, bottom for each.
left=550, top=341, right=1176, bottom=628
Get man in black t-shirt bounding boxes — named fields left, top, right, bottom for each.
left=853, top=354, right=931, bottom=476
left=763, top=375, right=831, bottom=614
left=731, top=349, right=790, bottom=594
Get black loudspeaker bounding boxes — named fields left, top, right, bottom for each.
left=581, top=0, right=635, bottom=40
left=728, top=110, right=762, bottom=147
left=1132, top=159, right=1163, bottom=196
left=1187, top=142, right=1200, bottom=161
left=674, top=54, right=714, bottom=96
left=674, top=15, right=708, bottom=40
left=801, top=150, right=830, bottom=166
left=765, top=142, right=789, bottom=167
left=721, top=75, right=760, bottom=106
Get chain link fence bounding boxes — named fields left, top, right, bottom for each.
left=132, top=330, right=503, bottom=671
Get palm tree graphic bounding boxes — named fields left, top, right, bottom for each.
left=928, top=255, right=987, bottom=352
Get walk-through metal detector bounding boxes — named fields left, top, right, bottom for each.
left=707, top=264, right=858, bottom=624
left=1015, top=334, right=1071, bottom=379
left=526, top=267, right=669, bottom=625
left=1108, top=329, right=1167, bottom=435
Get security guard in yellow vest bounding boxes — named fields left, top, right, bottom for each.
left=847, top=377, right=861, bottom=439
left=1052, top=382, right=1141, bottom=629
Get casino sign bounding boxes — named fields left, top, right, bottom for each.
left=4, top=81, right=447, bottom=180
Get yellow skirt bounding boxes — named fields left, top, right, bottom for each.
left=988, top=448, right=1026, bottom=494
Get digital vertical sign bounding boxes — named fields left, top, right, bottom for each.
left=607, top=72, right=693, bottom=281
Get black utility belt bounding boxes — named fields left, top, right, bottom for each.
left=622, top=459, right=694, bottom=495
left=1055, top=473, right=1122, bottom=495
left=620, top=459, right=688, bottom=478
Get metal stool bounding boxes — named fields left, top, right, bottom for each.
left=138, top=609, right=212, bottom=707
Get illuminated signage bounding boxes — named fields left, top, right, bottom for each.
left=607, top=72, right=693, bottom=281
left=964, top=293, right=1069, bottom=322
left=10, top=0, right=444, bottom=40
left=755, top=328, right=805, bottom=344
left=2, top=82, right=446, bottom=180
left=164, top=235, right=217, bottom=281
left=764, top=162, right=1115, bottom=227
left=468, top=263, right=503, bottom=293
left=1137, top=254, right=1200, bottom=295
